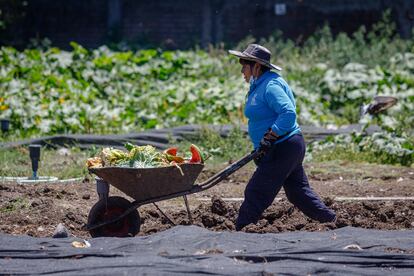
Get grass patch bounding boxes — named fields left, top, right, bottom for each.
left=308, top=145, right=410, bottom=167
left=309, top=147, right=376, bottom=163
left=0, top=147, right=92, bottom=179
left=0, top=147, right=29, bottom=177
left=0, top=197, right=29, bottom=213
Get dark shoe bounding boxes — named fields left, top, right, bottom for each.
left=235, top=223, right=247, bottom=231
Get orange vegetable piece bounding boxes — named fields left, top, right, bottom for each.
left=170, top=155, right=185, bottom=164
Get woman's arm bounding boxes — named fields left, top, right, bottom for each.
left=264, top=83, right=296, bottom=136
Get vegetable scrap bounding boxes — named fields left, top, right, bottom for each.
left=86, top=143, right=204, bottom=169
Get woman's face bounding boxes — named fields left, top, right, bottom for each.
left=240, top=60, right=260, bottom=83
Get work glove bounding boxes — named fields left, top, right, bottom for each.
left=259, top=129, right=279, bottom=153
left=255, top=129, right=279, bottom=165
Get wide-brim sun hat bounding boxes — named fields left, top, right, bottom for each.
left=229, top=44, right=282, bottom=71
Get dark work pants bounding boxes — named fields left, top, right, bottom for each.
left=236, top=134, right=336, bottom=230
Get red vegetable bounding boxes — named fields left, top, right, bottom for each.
left=164, top=147, right=178, bottom=156
left=189, top=144, right=203, bottom=163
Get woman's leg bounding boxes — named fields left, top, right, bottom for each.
left=236, top=163, right=285, bottom=230
left=236, top=135, right=303, bottom=230
left=283, top=164, right=336, bottom=222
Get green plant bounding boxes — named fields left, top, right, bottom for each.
left=307, top=132, right=413, bottom=166
left=1, top=11, right=413, bottom=166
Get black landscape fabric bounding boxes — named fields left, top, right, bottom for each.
left=1, top=226, right=413, bottom=275
left=1, top=124, right=381, bottom=150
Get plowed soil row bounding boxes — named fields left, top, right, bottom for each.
left=1, top=162, right=413, bottom=238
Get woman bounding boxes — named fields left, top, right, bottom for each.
left=229, top=44, right=336, bottom=231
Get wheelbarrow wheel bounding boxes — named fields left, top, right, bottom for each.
left=88, top=196, right=140, bottom=238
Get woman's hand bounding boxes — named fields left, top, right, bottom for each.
left=259, top=129, right=279, bottom=153
left=254, top=129, right=278, bottom=166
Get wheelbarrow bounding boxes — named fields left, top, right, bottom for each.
left=86, top=150, right=261, bottom=237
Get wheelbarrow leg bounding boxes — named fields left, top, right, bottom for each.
left=96, top=178, right=110, bottom=202
left=183, top=195, right=193, bottom=224
left=152, top=203, right=176, bottom=226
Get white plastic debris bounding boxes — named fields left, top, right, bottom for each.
left=343, top=244, right=363, bottom=251
left=71, top=240, right=91, bottom=248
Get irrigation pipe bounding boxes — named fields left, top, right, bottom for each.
left=0, top=176, right=83, bottom=184
left=196, top=196, right=414, bottom=202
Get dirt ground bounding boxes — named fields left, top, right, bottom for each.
left=1, top=161, right=413, bottom=238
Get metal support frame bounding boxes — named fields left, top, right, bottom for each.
left=96, top=178, right=110, bottom=202
left=183, top=195, right=193, bottom=224
left=152, top=202, right=176, bottom=226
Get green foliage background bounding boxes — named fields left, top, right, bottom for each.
left=0, top=12, right=413, bottom=166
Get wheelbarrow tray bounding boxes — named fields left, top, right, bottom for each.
left=89, top=164, right=204, bottom=202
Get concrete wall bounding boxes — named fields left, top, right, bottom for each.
left=3, top=0, right=414, bottom=49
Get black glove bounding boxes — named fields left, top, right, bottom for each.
left=258, top=128, right=279, bottom=154
left=254, top=129, right=279, bottom=165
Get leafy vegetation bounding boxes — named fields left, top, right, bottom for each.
left=308, top=132, right=413, bottom=166
left=0, top=12, right=413, bottom=166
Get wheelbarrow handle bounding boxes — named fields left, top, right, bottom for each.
left=198, top=149, right=262, bottom=190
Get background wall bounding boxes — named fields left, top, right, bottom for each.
left=1, top=0, right=414, bottom=49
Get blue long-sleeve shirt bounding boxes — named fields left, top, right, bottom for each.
left=244, top=71, right=301, bottom=149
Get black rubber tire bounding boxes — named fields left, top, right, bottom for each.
left=88, top=196, right=140, bottom=238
